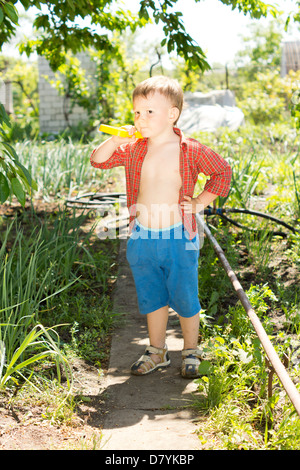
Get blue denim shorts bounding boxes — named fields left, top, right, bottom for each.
left=126, top=220, right=201, bottom=318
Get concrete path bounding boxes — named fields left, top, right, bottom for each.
left=101, top=239, right=201, bottom=451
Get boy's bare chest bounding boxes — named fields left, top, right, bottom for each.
left=140, top=148, right=181, bottom=185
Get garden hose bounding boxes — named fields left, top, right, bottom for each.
left=205, top=206, right=300, bottom=234
left=66, top=192, right=126, bottom=209
left=213, top=213, right=289, bottom=238
left=65, top=192, right=299, bottom=237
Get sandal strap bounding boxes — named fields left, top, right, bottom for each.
left=136, top=354, right=157, bottom=369
left=182, top=348, right=204, bottom=359
left=146, top=345, right=167, bottom=356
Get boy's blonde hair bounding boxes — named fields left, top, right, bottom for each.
left=133, top=75, right=184, bottom=125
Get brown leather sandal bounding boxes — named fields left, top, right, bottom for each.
left=131, top=345, right=170, bottom=375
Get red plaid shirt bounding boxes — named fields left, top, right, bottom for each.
left=90, top=128, right=231, bottom=239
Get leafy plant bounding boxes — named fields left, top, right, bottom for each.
left=14, top=138, right=111, bottom=197
left=0, top=323, right=72, bottom=390
left=0, top=206, right=113, bottom=389
left=228, top=284, right=277, bottom=339
left=229, top=153, right=266, bottom=208
left=292, top=170, right=300, bottom=217
left=0, top=104, right=37, bottom=205
left=0, top=219, right=77, bottom=368
left=1, top=1, right=282, bottom=73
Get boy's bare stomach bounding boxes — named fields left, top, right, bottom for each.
left=136, top=187, right=182, bottom=229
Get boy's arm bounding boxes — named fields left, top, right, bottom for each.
left=180, top=142, right=232, bottom=214
left=90, top=126, right=137, bottom=167
left=198, top=144, right=232, bottom=198
left=181, top=191, right=218, bottom=214
left=91, top=137, right=123, bottom=165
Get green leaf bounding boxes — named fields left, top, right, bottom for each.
left=11, top=177, right=25, bottom=206
left=0, top=172, right=9, bottom=204
left=14, top=160, right=38, bottom=190
left=0, top=141, right=19, bottom=160
left=66, top=0, right=75, bottom=10
left=0, top=104, right=11, bottom=127
left=198, top=360, right=213, bottom=376
left=0, top=7, right=4, bottom=25
left=0, top=340, right=5, bottom=381
left=3, top=2, right=19, bottom=25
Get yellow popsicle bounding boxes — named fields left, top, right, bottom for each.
left=99, top=124, right=143, bottom=139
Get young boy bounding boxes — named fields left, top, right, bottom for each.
left=90, top=76, right=231, bottom=378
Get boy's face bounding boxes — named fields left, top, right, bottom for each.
left=133, top=92, right=179, bottom=139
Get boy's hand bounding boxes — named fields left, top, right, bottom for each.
left=180, top=195, right=203, bottom=214
left=111, top=125, right=138, bottom=145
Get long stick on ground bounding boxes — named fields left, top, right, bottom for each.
left=196, top=214, right=300, bottom=418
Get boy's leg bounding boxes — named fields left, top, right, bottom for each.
left=179, top=311, right=200, bottom=350
left=180, top=311, right=203, bottom=378
left=134, top=305, right=169, bottom=374
left=147, top=305, right=169, bottom=349
left=135, top=308, right=200, bottom=374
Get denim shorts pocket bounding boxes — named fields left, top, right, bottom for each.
left=126, top=237, right=140, bottom=266
left=175, top=235, right=199, bottom=269
left=185, top=234, right=200, bottom=253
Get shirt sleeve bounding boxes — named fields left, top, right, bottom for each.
left=197, top=144, right=232, bottom=198
left=90, top=143, right=130, bottom=169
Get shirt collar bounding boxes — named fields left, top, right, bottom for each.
left=173, top=127, right=188, bottom=150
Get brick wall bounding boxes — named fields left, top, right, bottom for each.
left=38, top=53, right=96, bottom=134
